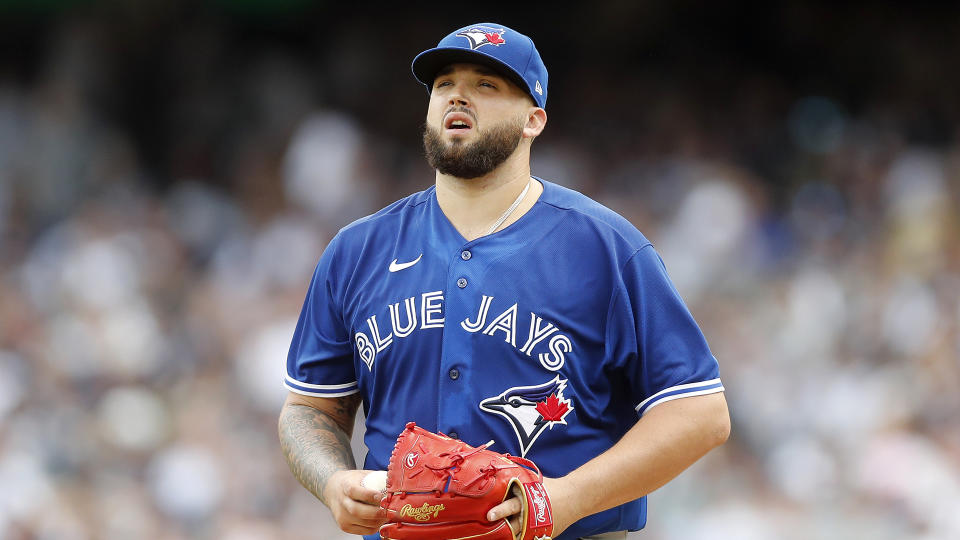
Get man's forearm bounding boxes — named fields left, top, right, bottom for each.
left=557, top=392, right=730, bottom=525
left=278, top=401, right=357, bottom=505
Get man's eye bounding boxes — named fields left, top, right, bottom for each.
left=480, top=82, right=496, bottom=88
left=435, top=81, right=452, bottom=88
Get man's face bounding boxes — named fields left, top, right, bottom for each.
left=423, top=63, right=534, bottom=179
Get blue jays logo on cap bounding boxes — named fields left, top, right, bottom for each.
left=456, top=26, right=506, bottom=50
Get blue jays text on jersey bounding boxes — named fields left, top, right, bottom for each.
left=285, top=179, right=724, bottom=539
left=352, top=290, right=575, bottom=373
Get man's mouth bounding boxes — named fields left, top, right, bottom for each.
left=444, top=112, right=474, bottom=132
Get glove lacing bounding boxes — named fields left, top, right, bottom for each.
left=412, top=441, right=501, bottom=493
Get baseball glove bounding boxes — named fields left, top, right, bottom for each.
left=379, top=422, right=554, bottom=540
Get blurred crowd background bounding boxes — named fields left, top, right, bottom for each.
left=1, top=2, right=958, bottom=539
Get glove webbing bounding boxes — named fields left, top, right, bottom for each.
left=408, top=440, right=504, bottom=492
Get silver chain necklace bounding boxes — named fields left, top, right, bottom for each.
left=486, top=178, right=532, bottom=235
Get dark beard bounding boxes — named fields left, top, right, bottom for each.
left=422, top=118, right=524, bottom=179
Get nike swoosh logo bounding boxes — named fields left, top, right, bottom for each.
left=389, top=254, right=423, bottom=272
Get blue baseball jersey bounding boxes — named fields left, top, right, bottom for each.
left=286, top=179, right=723, bottom=539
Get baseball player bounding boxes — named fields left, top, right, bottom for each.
left=278, top=22, right=730, bottom=540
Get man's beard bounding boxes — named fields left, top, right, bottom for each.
left=423, top=117, right=524, bottom=179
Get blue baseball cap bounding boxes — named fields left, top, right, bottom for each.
left=412, top=22, right=548, bottom=109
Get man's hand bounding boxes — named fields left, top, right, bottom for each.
left=485, top=476, right=582, bottom=538
left=323, top=469, right=388, bottom=535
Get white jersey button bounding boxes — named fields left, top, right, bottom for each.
left=457, top=277, right=468, bottom=288
left=460, top=250, right=472, bottom=261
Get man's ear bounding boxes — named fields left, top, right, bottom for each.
left=522, top=108, right=547, bottom=139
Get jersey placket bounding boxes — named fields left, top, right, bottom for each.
left=436, top=242, right=484, bottom=440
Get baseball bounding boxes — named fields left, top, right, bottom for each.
left=362, top=470, right=388, bottom=492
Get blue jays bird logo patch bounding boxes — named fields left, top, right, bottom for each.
left=456, top=27, right=506, bottom=50
left=479, top=376, right=573, bottom=456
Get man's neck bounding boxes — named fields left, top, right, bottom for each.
left=435, top=157, right=542, bottom=241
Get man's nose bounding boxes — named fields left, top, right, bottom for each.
left=447, top=82, right=470, bottom=107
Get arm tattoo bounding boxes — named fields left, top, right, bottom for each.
left=278, top=394, right=362, bottom=506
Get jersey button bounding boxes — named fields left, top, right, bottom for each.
left=457, top=277, right=468, bottom=288
left=460, top=250, right=472, bottom=261
left=449, top=368, right=460, bottom=380
left=448, top=431, right=459, bottom=439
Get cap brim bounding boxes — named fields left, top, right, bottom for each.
left=411, top=47, right=530, bottom=97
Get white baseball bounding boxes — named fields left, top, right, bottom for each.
left=361, top=470, right=387, bottom=492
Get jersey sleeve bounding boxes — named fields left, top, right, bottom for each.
left=607, top=244, right=723, bottom=416
left=285, top=233, right=359, bottom=397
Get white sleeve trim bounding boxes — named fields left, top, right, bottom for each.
left=284, top=382, right=360, bottom=398
left=640, top=386, right=725, bottom=416
left=635, top=378, right=724, bottom=415
left=285, top=375, right=357, bottom=390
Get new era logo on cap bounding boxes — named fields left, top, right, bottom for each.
left=411, top=22, right=549, bottom=109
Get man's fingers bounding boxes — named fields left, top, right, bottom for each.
left=486, top=496, right=523, bottom=521
left=342, top=496, right=386, bottom=524
left=338, top=473, right=388, bottom=530
left=328, top=470, right=389, bottom=535
left=343, top=476, right=385, bottom=504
